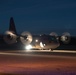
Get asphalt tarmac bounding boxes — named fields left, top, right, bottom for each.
left=0, top=50, right=76, bottom=75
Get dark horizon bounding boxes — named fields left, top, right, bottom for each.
left=0, top=0, right=76, bottom=36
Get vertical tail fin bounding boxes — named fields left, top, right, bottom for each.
left=9, top=17, right=17, bottom=34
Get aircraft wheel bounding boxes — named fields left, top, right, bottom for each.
left=48, top=49, right=52, bottom=51
left=51, top=49, right=53, bottom=51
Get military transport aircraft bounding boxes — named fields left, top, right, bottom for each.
left=0, top=17, right=75, bottom=50
left=0, top=17, right=59, bottom=50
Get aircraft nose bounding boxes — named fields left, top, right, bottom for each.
left=51, top=42, right=60, bottom=49
left=52, top=37, right=60, bottom=47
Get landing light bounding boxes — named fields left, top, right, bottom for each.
left=25, top=44, right=32, bottom=50
left=35, top=39, right=38, bottom=42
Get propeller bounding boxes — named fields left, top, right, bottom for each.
left=61, top=32, right=71, bottom=44
left=50, top=32, right=58, bottom=40
left=20, top=31, right=33, bottom=45
left=3, top=31, right=17, bottom=44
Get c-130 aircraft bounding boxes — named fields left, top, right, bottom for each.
left=0, top=17, right=71, bottom=50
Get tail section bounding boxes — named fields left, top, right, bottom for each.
left=9, top=17, right=17, bottom=34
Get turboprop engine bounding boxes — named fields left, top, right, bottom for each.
left=50, top=32, right=58, bottom=40
left=20, top=31, right=33, bottom=45
left=3, top=31, right=17, bottom=44
left=60, top=32, right=71, bottom=44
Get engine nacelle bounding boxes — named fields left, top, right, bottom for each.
left=20, top=31, right=33, bottom=45
left=61, top=32, right=71, bottom=44
left=3, top=31, right=17, bottom=44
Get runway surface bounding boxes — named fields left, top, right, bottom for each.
left=0, top=49, right=76, bottom=75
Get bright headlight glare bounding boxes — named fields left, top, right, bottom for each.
left=40, top=42, right=44, bottom=48
left=35, top=39, right=38, bottom=42
left=25, top=45, right=32, bottom=50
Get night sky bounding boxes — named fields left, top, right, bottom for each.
left=0, top=0, right=76, bottom=36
